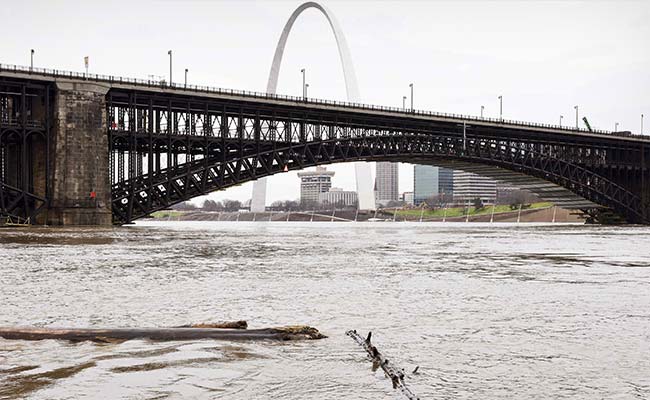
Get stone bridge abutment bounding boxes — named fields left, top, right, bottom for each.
left=47, top=81, right=112, bottom=225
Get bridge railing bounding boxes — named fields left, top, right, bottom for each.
left=0, top=62, right=638, bottom=139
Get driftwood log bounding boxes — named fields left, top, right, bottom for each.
left=0, top=325, right=325, bottom=342
left=174, top=320, right=248, bottom=329
left=346, top=330, right=419, bottom=400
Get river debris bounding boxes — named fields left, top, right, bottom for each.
left=346, top=330, right=419, bottom=400
left=0, top=324, right=325, bottom=343
left=174, top=320, right=248, bottom=329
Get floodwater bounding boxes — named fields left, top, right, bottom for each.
left=1, top=221, right=649, bottom=399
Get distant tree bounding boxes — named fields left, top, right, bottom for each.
left=472, top=197, right=484, bottom=210
left=508, top=191, right=528, bottom=210
left=269, top=200, right=283, bottom=211
left=386, top=200, right=405, bottom=208
left=424, top=195, right=440, bottom=208
left=440, top=193, right=454, bottom=206
left=301, top=199, right=318, bottom=211
left=202, top=199, right=224, bottom=211
left=223, top=199, right=242, bottom=212
left=499, top=188, right=539, bottom=207
left=269, top=199, right=302, bottom=211
left=172, top=201, right=196, bottom=211
left=285, top=200, right=300, bottom=211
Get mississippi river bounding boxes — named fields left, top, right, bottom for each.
left=1, top=222, right=649, bottom=399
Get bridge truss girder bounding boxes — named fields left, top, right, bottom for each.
left=107, top=89, right=649, bottom=225
left=0, top=78, right=51, bottom=223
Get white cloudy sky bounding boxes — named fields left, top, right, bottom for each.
left=3, top=0, right=649, bottom=204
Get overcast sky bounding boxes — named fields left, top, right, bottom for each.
left=3, top=0, right=649, bottom=204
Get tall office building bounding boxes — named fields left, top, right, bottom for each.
left=413, top=165, right=439, bottom=205
left=375, top=162, right=399, bottom=206
left=298, top=166, right=335, bottom=205
left=453, top=171, right=497, bottom=204
left=438, top=167, right=454, bottom=198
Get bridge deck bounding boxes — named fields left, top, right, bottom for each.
left=1, top=63, right=647, bottom=144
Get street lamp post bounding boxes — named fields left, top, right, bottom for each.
left=409, top=83, right=414, bottom=111
left=167, top=50, right=173, bottom=85
left=642, top=114, right=645, bottom=135
left=481, top=105, right=484, bottom=118
left=184, top=68, right=188, bottom=87
left=498, top=96, right=503, bottom=121
left=574, top=105, right=579, bottom=129
left=560, top=115, right=563, bottom=127
left=402, top=96, right=406, bottom=110
left=301, top=68, right=306, bottom=99
left=615, top=122, right=619, bottom=132
left=305, top=83, right=309, bottom=98
left=30, top=49, right=34, bottom=70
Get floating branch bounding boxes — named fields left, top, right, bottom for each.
left=174, top=320, right=248, bottom=329
left=0, top=325, right=325, bottom=342
left=346, top=330, right=419, bottom=400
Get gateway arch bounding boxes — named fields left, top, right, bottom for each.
left=250, top=1, right=376, bottom=212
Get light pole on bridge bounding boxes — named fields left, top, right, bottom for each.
left=409, top=83, right=414, bottom=111
left=480, top=105, right=484, bottom=118
left=167, top=50, right=173, bottom=85
left=30, top=49, right=34, bottom=71
left=184, top=68, right=188, bottom=87
left=498, top=96, right=503, bottom=121
left=305, top=83, right=309, bottom=98
left=301, top=68, right=306, bottom=100
left=574, top=105, right=579, bottom=129
left=642, top=114, right=645, bottom=135
left=615, top=122, right=619, bottom=132
left=402, top=96, right=406, bottom=110
left=560, top=115, right=563, bottom=127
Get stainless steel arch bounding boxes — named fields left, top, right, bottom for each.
left=265, top=1, right=360, bottom=100
left=251, top=1, right=375, bottom=212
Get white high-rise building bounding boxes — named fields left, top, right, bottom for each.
left=318, top=188, right=358, bottom=207
left=453, top=171, right=497, bottom=204
left=401, top=192, right=414, bottom=205
left=375, top=162, right=399, bottom=206
left=298, top=166, right=335, bottom=205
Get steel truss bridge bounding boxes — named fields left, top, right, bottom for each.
left=1, top=64, right=649, bottom=225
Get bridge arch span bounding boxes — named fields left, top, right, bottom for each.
left=250, top=1, right=375, bottom=212
left=111, top=132, right=644, bottom=225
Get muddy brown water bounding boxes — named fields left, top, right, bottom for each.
left=1, top=221, right=649, bottom=399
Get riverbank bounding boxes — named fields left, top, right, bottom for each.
left=150, top=203, right=584, bottom=223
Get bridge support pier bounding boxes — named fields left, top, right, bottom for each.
left=46, top=82, right=112, bottom=225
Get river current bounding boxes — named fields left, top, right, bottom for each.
left=1, top=221, right=649, bottom=399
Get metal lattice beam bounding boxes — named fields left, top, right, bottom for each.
left=107, top=89, right=649, bottom=225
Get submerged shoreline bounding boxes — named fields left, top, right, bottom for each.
left=150, top=205, right=584, bottom=223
